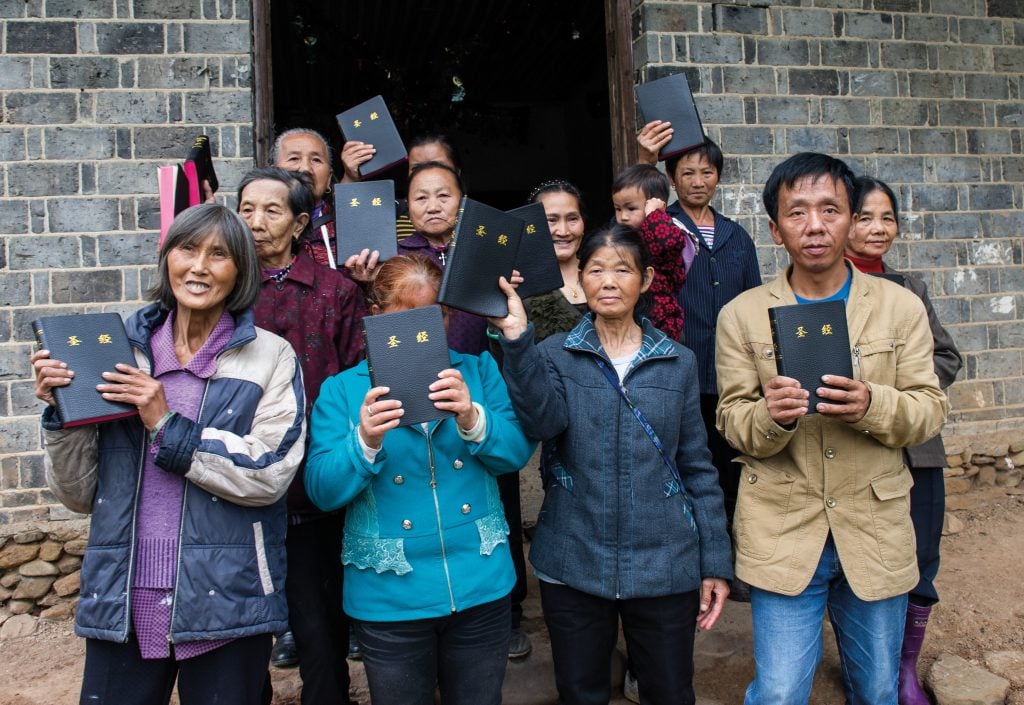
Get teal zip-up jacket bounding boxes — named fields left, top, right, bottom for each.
left=305, top=350, right=535, bottom=621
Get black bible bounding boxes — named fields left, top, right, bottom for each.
left=634, top=72, right=706, bottom=161
left=362, top=305, right=454, bottom=427
left=438, top=197, right=525, bottom=318
left=506, top=202, right=563, bottom=299
left=33, top=313, right=139, bottom=428
left=334, top=180, right=398, bottom=262
left=768, top=300, right=853, bottom=415
left=336, top=96, right=407, bottom=178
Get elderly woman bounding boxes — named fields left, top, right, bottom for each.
left=31, top=204, right=305, bottom=705
left=842, top=176, right=963, bottom=705
left=237, top=166, right=365, bottom=704
left=492, top=224, right=733, bottom=705
left=304, top=254, right=534, bottom=705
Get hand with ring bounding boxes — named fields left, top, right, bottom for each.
left=359, top=386, right=403, bottom=449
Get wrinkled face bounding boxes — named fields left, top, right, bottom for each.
left=408, top=167, right=462, bottom=243
left=672, top=152, right=720, bottom=210
left=238, top=179, right=307, bottom=269
left=408, top=142, right=454, bottom=172
left=167, top=231, right=238, bottom=315
left=769, top=174, right=852, bottom=277
left=537, top=191, right=585, bottom=264
left=580, top=245, right=653, bottom=321
left=612, top=186, right=647, bottom=230
left=275, top=133, right=333, bottom=202
left=848, top=189, right=898, bottom=260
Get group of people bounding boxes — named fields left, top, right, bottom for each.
left=32, top=117, right=957, bottom=705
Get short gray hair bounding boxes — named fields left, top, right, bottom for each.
left=268, top=127, right=334, bottom=167
left=147, top=204, right=261, bottom=313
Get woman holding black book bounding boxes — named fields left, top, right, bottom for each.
left=492, top=224, right=733, bottom=705
left=31, top=204, right=305, bottom=705
left=304, top=254, right=534, bottom=705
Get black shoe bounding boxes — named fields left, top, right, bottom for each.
left=271, top=630, right=299, bottom=668
left=508, top=628, right=532, bottom=660
left=347, top=627, right=362, bottom=660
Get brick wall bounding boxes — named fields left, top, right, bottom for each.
left=632, top=0, right=1024, bottom=434
left=0, top=0, right=255, bottom=523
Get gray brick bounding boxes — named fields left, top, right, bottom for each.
left=49, top=56, right=119, bottom=89
left=756, top=38, right=809, bottom=66
left=183, top=21, right=248, bottom=53
left=97, top=232, right=159, bottom=266
left=967, top=129, right=1014, bottom=155
left=0, top=200, right=29, bottom=234
left=784, top=127, right=840, bottom=154
left=909, top=72, right=957, bottom=99
left=782, top=8, right=836, bottom=38
left=874, top=0, right=920, bottom=10
left=939, top=268, right=991, bottom=297
left=821, top=98, right=871, bottom=125
left=44, top=0, right=114, bottom=17
left=5, top=20, right=76, bottom=53
left=968, top=184, right=1015, bottom=210
left=929, top=0, right=983, bottom=15
left=967, top=350, right=1021, bottom=379
left=848, top=127, right=899, bottom=154
left=95, top=23, right=164, bottom=54
left=183, top=89, right=251, bottom=123
left=965, top=74, right=1010, bottom=101
left=7, top=236, right=80, bottom=269
left=819, top=39, right=870, bottom=67
left=4, top=92, right=76, bottom=124
left=1002, top=157, right=1024, bottom=181
left=95, top=92, right=168, bottom=124
left=696, top=95, right=745, bottom=125
left=938, top=101, right=986, bottom=127
left=956, top=17, right=1003, bottom=45
left=846, top=12, right=894, bottom=39
left=641, top=2, right=699, bottom=32
left=137, top=196, right=160, bottom=230
left=133, top=0, right=201, bottom=19
left=927, top=212, right=985, bottom=241
left=993, top=47, right=1024, bottom=73
left=849, top=71, right=898, bottom=97
left=755, top=96, right=810, bottom=125
left=633, top=34, right=660, bottom=67
left=910, top=184, right=958, bottom=212
left=10, top=381, right=38, bottom=417
left=938, top=45, right=991, bottom=72
left=0, top=57, right=32, bottom=89
left=719, top=66, right=777, bottom=94
left=51, top=269, right=122, bottom=304
left=32, top=272, right=49, bottom=303
left=901, top=14, right=950, bottom=42
left=95, top=162, right=158, bottom=195
left=789, top=69, right=839, bottom=95
left=880, top=41, right=928, bottom=70
left=996, top=104, right=1024, bottom=128
left=910, top=129, right=957, bottom=155
left=43, top=127, right=116, bottom=160
left=7, top=162, right=79, bottom=196
left=0, top=273, right=31, bottom=307
left=689, top=35, right=744, bottom=64
left=714, top=4, right=768, bottom=35
left=0, top=0, right=25, bottom=15
left=719, top=126, right=775, bottom=155
left=0, top=129, right=26, bottom=161
left=47, top=198, right=119, bottom=233
left=0, top=417, right=41, bottom=454
left=908, top=241, right=962, bottom=269
left=930, top=156, right=983, bottom=182
left=987, top=0, right=1024, bottom=18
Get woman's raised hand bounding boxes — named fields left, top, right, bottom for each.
left=359, top=386, right=403, bottom=449
left=97, top=363, right=170, bottom=430
left=488, top=276, right=529, bottom=341
left=31, top=349, right=72, bottom=408
left=429, top=369, right=478, bottom=431
left=636, top=120, right=673, bottom=165
left=343, top=248, right=381, bottom=282
left=340, top=141, right=376, bottom=183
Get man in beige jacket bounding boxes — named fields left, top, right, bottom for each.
left=715, top=152, right=948, bottom=705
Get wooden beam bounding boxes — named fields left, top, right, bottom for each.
left=604, top=0, right=637, bottom=176
left=252, top=0, right=274, bottom=167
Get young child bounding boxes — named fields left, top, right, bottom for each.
left=611, top=164, right=693, bottom=340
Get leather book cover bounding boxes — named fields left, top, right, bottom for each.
left=334, top=180, right=398, bottom=262
left=33, top=313, right=139, bottom=428
left=362, top=305, right=454, bottom=427
left=184, top=134, right=218, bottom=196
left=438, top=197, right=525, bottom=318
left=507, top=202, right=563, bottom=299
left=336, top=96, right=408, bottom=178
left=634, top=72, right=706, bottom=160
left=768, top=300, right=853, bottom=415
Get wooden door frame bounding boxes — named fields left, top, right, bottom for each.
left=251, top=0, right=635, bottom=174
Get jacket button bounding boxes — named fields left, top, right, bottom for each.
left=747, top=474, right=758, bottom=484
left=453, top=459, right=463, bottom=470
left=393, top=475, right=404, bottom=485
left=826, top=497, right=837, bottom=508
left=401, top=519, right=413, bottom=530
left=461, top=503, right=471, bottom=514
left=824, top=447, right=837, bottom=459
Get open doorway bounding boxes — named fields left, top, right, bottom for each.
left=261, top=0, right=617, bottom=223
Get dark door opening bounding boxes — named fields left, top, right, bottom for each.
left=268, top=0, right=615, bottom=223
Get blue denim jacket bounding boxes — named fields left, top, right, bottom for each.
left=500, top=315, right=733, bottom=599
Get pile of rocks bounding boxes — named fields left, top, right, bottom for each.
left=943, top=436, right=1024, bottom=507
left=0, top=520, right=87, bottom=638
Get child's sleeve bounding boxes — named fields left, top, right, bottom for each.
left=640, top=208, right=687, bottom=288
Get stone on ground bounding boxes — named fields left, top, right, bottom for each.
left=926, top=652, right=1010, bottom=705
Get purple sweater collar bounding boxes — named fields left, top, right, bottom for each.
left=151, top=309, right=236, bottom=379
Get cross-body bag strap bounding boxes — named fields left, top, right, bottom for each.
left=594, top=358, right=699, bottom=540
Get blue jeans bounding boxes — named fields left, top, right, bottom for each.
left=745, top=536, right=907, bottom=705
left=353, top=596, right=510, bottom=705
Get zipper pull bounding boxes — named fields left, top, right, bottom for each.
left=852, top=346, right=861, bottom=381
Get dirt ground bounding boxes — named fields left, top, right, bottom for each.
left=0, top=487, right=1021, bottom=705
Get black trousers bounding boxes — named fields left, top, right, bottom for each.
left=80, top=633, right=272, bottom=705
left=540, top=581, right=700, bottom=705
left=908, top=467, right=944, bottom=606
left=285, top=513, right=353, bottom=705
left=700, top=393, right=742, bottom=528
left=497, top=471, right=528, bottom=628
